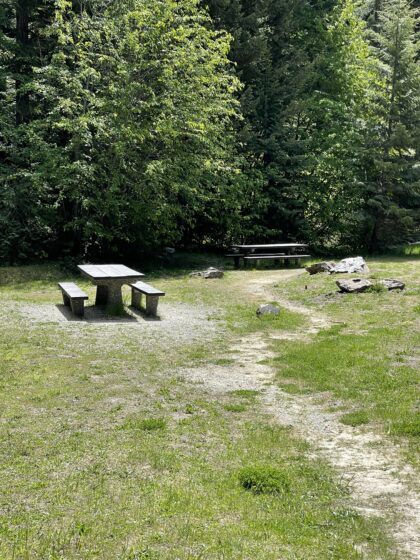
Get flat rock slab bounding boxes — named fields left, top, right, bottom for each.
left=306, top=261, right=336, bottom=275
left=190, top=267, right=224, bottom=279
left=256, top=304, right=280, bottom=316
left=336, top=278, right=373, bottom=293
left=331, top=257, right=369, bottom=274
left=379, top=279, right=405, bottom=291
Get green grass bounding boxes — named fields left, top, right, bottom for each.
left=224, top=403, right=248, bottom=413
left=0, top=259, right=412, bottom=558
left=238, top=465, right=290, bottom=495
left=270, top=256, right=420, bottom=465
left=340, top=411, right=370, bottom=427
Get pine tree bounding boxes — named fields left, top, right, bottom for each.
left=363, top=0, right=420, bottom=249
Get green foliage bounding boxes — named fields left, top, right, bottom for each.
left=0, top=0, right=246, bottom=261
left=1, top=0, right=419, bottom=259
left=206, top=0, right=419, bottom=252
left=238, top=465, right=291, bottom=495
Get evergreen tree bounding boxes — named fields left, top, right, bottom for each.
left=363, top=0, right=420, bottom=249
left=0, top=0, right=244, bottom=261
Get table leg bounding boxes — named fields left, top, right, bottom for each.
left=95, top=285, right=109, bottom=305
left=106, top=283, right=123, bottom=307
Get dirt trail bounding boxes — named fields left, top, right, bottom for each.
left=183, top=270, right=420, bottom=559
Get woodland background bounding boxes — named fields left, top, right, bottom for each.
left=0, top=0, right=419, bottom=262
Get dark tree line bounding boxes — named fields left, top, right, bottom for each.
left=0, top=0, right=419, bottom=262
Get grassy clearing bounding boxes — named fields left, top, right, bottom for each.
left=270, top=256, right=420, bottom=466
left=0, top=259, right=408, bottom=558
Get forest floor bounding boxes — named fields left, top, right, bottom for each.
left=0, top=255, right=418, bottom=559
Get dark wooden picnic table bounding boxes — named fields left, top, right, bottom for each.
left=231, top=243, right=308, bottom=254
left=228, top=243, right=310, bottom=267
left=78, top=264, right=144, bottom=307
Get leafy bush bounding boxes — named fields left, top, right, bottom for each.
left=238, top=466, right=290, bottom=495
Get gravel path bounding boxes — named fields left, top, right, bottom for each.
left=181, top=270, right=420, bottom=559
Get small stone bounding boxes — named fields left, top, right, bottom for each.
left=256, top=304, right=280, bottom=316
left=190, top=267, right=224, bottom=279
left=306, top=261, right=336, bottom=275
left=379, top=279, right=405, bottom=291
left=331, top=257, right=369, bottom=274
left=164, top=247, right=176, bottom=254
left=336, top=278, right=373, bottom=293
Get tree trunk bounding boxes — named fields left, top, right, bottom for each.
left=15, top=1, right=31, bottom=124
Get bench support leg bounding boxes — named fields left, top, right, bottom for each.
left=233, top=256, right=240, bottom=269
left=131, top=289, right=142, bottom=310
left=146, top=295, right=159, bottom=316
left=70, top=299, right=85, bottom=317
left=62, top=293, right=70, bottom=306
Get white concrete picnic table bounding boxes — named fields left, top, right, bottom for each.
left=77, top=264, right=144, bottom=307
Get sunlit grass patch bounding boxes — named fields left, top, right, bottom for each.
left=229, top=389, right=260, bottom=399
left=238, top=465, right=290, bottom=495
left=340, top=411, right=370, bottom=427
left=224, top=403, right=248, bottom=413
left=120, top=417, right=167, bottom=431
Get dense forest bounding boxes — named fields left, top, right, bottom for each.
left=0, top=0, right=419, bottom=262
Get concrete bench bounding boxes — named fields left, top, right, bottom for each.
left=58, top=282, right=88, bottom=316
left=130, top=281, right=165, bottom=316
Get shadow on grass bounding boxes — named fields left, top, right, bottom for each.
left=55, top=304, right=161, bottom=323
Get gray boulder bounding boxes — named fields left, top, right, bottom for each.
left=256, top=304, right=280, bottom=316
left=306, top=261, right=336, bottom=275
left=331, top=257, right=369, bottom=274
left=379, top=279, right=405, bottom=291
left=336, top=278, right=373, bottom=293
left=190, top=267, right=224, bottom=279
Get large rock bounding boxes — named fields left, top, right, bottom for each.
left=256, top=304, right=280, bottom=316
left=306, top=261, right=336, bottom=275
left=379, top=279, right=405, bottom=291
left=336, top=278, right=373, bottom=293
left=331, top=257, right=369, bottom=274
left=190, top=267, right=224, bottom=279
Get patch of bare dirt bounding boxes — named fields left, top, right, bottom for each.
left=181, top=269, right=420, bottom=559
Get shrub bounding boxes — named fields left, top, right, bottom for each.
left=238, top=466, right=290, bottom=495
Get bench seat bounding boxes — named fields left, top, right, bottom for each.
left=244, top=254, right=310, bottom=260
left=243, top=254, right=311, bottom=267
left=58, top=282, right=88, bottom=316
left=130, top=281, right=165, bottom=316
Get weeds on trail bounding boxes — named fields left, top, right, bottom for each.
left=229, top=389, right=260, bottom=399
left=224, top=403, right=247, bottom=413
left=120, top=417, right=167, bottom=431
left=238, top=465, right=290, bottom=495
left=340, top=411, right=370, bottom=427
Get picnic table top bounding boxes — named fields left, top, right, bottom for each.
left=78, top=264, right=145, bottom=281
left=231, top=243, right=308, bottom=250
